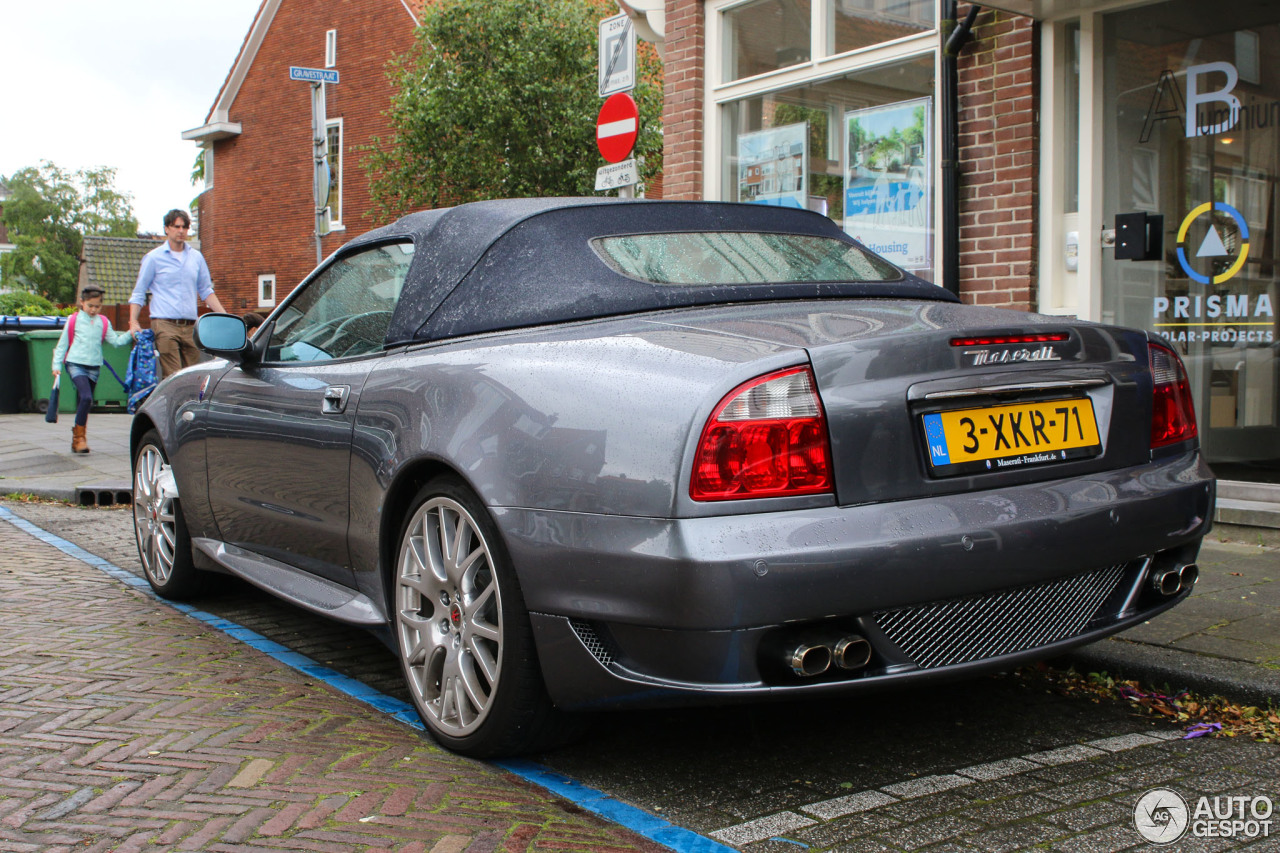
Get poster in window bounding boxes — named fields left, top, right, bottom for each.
left=844, top=97, right=932, bottom=270
left=737, top=123, right=808, bottom=209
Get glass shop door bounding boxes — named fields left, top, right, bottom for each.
left=1101, top=1, right=1280, bottom=481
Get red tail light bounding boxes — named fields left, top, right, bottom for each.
left=1149, top=342, right=1198, bottom=449
left=691, top=367, right=833, bottom=501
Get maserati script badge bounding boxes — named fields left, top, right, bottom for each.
left=964, top=345, right=1063, bottom=367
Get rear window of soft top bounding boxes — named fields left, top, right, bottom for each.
left=591, top=232, right=903, bottom=285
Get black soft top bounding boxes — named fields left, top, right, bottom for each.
left=337, top=198, right=956, bottom=345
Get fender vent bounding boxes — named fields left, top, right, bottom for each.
left=874, top=564, right=1128, bottom=669
left=569, top=619, right=618, bottom=668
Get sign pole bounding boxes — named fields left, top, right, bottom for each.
left=290, top=66, right=341, bottom=265
left=311, top=81, right=327, bottom=266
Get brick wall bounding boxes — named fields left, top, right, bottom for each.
left=955, top=8, right=1038, bottom=312
left=198, top=0, right=418, bottom=313
left=662, top=0, right=705, bottom=200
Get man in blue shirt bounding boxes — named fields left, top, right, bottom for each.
left=129, top=209, right=226, bottom=378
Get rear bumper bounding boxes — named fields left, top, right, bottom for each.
left=494, top=451, right=1213, bottom=708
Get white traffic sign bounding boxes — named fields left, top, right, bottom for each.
left=598, top=13, right=636, bottom=97
left=289, top=66, right=340, bottom=84
left=595, top=159, right=639, bottom=191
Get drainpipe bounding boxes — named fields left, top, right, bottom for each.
left=941, top=2, right=980, bottom=297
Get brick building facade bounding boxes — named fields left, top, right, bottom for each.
left=183, top=0, right=420, bottom=314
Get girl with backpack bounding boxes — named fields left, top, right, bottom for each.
left=51, top=284, right=135, bottom=454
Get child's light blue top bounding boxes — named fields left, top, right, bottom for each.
left=52, top=311, right=133, bottom=369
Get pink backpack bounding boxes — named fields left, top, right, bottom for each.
left=67, top=311, right=108, bottom=344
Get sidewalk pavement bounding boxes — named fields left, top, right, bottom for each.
left=0, top=413, right=133, bottom=505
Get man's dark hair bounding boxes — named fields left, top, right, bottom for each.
left=163, top=209, right=191, bottom=228
left=243, top=312, right=266, bottom=329
left=79, top=284, right=105, bottom=300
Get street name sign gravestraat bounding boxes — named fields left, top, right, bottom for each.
left=289, top=66, right=340, bottom=84
left=596, top=92, right=639, bottom=163
left=595, top=159, right=639, bottom=191
left=598, top=12, right=636, bottom=97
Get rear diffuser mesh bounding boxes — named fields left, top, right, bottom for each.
left=873, top=563, right=1128, bottom=669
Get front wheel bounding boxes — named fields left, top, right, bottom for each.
left=393, top=476, right=576, bottom=757
left=133, top=430, right=205, bottom=599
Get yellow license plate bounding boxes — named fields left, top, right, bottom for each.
left=922, top=398, right=1101, bottom=474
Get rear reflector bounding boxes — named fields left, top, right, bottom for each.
left=692, top=367, right=833, bottom=501
left=951, top=332, right=1069, bottom=347
left=1149, top=342, right=1198, bottom=448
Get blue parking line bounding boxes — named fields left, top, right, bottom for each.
left=0, top=505, right=735, bottom=853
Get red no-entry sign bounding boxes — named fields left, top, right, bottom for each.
left=596, top=92, right=639, bottom=163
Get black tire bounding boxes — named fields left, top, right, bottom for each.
left=132, top=429, right=205, bottom=599
left=392, top=476, right=581, bottom=757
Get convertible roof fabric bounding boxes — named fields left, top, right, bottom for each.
left=341, top=198, right=956, bottom=345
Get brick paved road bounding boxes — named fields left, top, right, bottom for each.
left=0, top=514, right=667, bottom=853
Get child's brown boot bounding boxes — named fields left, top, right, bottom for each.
left=71, top=425, right=89, bottom=454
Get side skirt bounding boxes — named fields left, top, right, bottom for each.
left=192, top=537, right=386, bottom=626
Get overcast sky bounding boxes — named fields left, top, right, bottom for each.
left=1, top=0, right=263, bottom=233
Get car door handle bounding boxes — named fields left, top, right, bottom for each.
left=322, top=385, right=351, bottom=414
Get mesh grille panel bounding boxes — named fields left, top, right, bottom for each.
left=569, top=619, right=616, bottom=667
left=873, top=564, right=1128, bottom=670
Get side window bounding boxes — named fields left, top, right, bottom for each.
left=268, top=242, right=414, bottom=363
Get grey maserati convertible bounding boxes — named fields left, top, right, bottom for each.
left=131, top=198, right=1213, bottom=757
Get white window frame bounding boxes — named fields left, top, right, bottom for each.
left=1038, top=4, right=1132, bottom=323
left=325, top=118, right=344, bottom=231
left=325, top=29, right=337, bottom=68
left=203, top=145, right=214, bottom=190
left=704, top=0, right=942, bottom=275
left=258, top=273, right=277, bottom=309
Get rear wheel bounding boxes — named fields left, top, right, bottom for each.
left=393, top=476, right=574, bottom=757
left=133, top=430, right=205, bottom=599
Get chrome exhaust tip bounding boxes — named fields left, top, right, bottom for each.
left=1179, top=563, right=1199, bottom=590
left=831, top=635, right=873, bottom=670
left=786, top=642, right=832, bottom=677
left=1151, top=567, right=1182, bottom=596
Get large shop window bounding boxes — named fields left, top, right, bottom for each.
left=1099, top=1, right=1280, bottom=479
left=830, top=0, right=934, bottom=56
left=723, top=0, right=813, bottom=82
left=720, top=55, right=937, bottom=281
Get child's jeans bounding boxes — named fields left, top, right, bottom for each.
left=65, top=363, right=99, bottom=427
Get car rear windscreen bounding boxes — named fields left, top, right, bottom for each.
left=591, top=232, right=903, bottom=285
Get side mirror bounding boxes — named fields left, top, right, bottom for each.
left=194, top=313, right=251, bottom=362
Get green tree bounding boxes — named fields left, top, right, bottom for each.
left=366, top=0, right=662, bottom=219
left=0, top=162, right=137, bottom=303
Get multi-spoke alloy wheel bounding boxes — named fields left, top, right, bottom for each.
left=393, top=477, right=564, bottom=757
left=132, top=431, right=201, bottom=598
left=397, top=493, right=504, bottom=738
